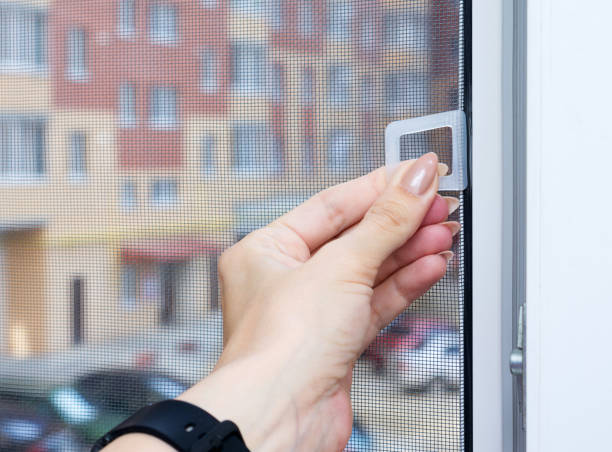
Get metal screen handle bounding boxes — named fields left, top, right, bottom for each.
left=385, top=110, right=468, bottom=191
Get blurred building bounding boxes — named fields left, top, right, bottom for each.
left=0, top=0, right=459, bottom=357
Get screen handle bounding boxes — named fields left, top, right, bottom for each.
left=385, top=110, right=467, bottom=191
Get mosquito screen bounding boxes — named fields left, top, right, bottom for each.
left=0, top=0, right=468, bottom=450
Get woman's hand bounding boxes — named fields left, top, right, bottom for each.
left=178, top=153, right=459, bottom=452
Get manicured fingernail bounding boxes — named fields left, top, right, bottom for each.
left=443, top=196, right=460, bottom=215
left=441, top=221, right=461, bottom=237
left=438, top=250, right=454, bottom=262
left=438, top=163, right=449, bottom=177
left=401, top=153, right=438, bottom=195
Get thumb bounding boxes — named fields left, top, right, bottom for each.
left=332, top=152, right=440, bottom=278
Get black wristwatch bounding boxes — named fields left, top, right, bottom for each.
left=90, top=400, right=250, bottom=452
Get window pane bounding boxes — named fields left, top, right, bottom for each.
left=121, top=179, right=137, bottom=210
left=120, top=83, right=136, bottom=127
left=150, top=178, right=178, bottom=206
left=149, top=3, right=178, bottom=44
left=200, top=49, right=218, bottom=93
left=232, top=42, right=267, bottom=93
left=0, top=116, right=45, bottom=178
left=200, top=135, right=215, bottom=175
left=67, top=28, right=87, bottom=80
left=0, top=5, right=47, bottom=71
left=119, top=0, right=135, bottom=36
left=150, top=87, right=177, bottom=128
left=328, top=1, right=352, bottom=41
left=68, top=131, right=86, bottom=178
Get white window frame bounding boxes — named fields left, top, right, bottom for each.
left=150, top=86, right=177, bottom=129
left=471, top=0, right=511, bottom=450
left=231, top=42, right=268, bottom=94
left=0, top=115, right=46, bottom=182
left=150, top=178, right=178, bottom=208
left=0, top=3, right=47, bottom=73
left=149, top=3, right=178, bottom=45
left=67, top=28, right=88, bottom=81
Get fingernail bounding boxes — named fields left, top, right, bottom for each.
left=401, top=153, right=438, bottom=195
left=438, top=251, right=454, bottom=262
left=441, top=221, right=461, bottom=237
left=443, top=196, right=460, bottom=215
left=438, top=163, right=449, bottom=177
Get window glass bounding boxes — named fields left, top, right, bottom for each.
left=328, top=1, right=353, bottom=41
left=119, top=0, right=135, bottom=37
left=68, top=131, right=86, bottom=179
left=231, top=42, right=267, bottom=93
left=384, top=9, right=427, bottom=52
left=328, top=129, right=352, bottom=171
left=120, top=83, right=136, bottom=127
left=149, top=3, right=178, bottom=44
left=0, top=116, right=46, bottom=178
left=302, top=68, right=314, bottom=105
left=298, top=0, right=314, bottom=37
left=67, top=28, right=87, bottom=80
left=327, top=64, right=352, bottom=105
left=232, top=122, right=280, bottom=175
left=0, top=4, right=47, bottom=71
left=120, top=179, right=137, bottom=211
left=200, top=49, right=218, bottom=93
left=150, top=178, right=178, bottom=207
left=200, top=134, right=215, bottom=175
left=150, top=87, right=177, bottom=128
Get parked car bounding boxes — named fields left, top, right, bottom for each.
left=0, top=401, right=83, bottom=452
left=0, top=369, right=188, bottom=448
left=344, top=420, right=373, bottom=452
left=363, top=314, right=462, bottom=390
left=391, top=329, right=462, bottom=391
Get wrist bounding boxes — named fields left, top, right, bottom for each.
left=176, top=352, right=300, bottom=451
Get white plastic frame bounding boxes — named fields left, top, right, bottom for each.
left=385, top=110, right=468, bottom=191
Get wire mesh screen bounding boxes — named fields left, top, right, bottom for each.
left=0, top=0, right=465, bottom=451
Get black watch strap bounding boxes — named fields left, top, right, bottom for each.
left=90, top=400, right=250, bottom=452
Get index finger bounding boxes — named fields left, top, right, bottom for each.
left=273, top=163, right=448, bottom=252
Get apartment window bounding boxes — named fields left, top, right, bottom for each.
left=200, top=49, right=218, bottom=93
left=360, top=74, right=374, bottom=110
left=119, top=0, right=135, bottom=37
left=269, top=0, right=283, bottom=29
left=270, top=63, right=284, bottom=102
left=231, top=0, right=264, bottom=15
left=149, top=3, right=178, bottom=44
left=119, top=83, right=136, bottom=127
left=298, top=0, right=314, bottom=37
left=150, top=178, right=178, bottom=207
left=67, top=28, right=88, bottom=81
left=302, top=68, right=314, bottom=106
left=327, top=65, right=352, bottom=105
left=68, top=132, right=86, bottom=179
left=384, top=10, right=427, bottom=51
left=121, top=264, right=139, bottom=309
left=0, top=116, right=46, bottom=178
left=302, top=138, right=314, bottom=173
left=360, top=16, right=377, bottom=51
left=201, top=0, right=218, bottom=8
left=385, top=71, right=428, bottom=114
left=328, top=130, right=352, bottom=171
left=120, top=179, right=137, bottom=211
left=232, top=122, right=280, bottom=175
left=150, top=87, right=177, bottom=128
left=327, top=1, right=352, bottom=41
left=231, top=43, right=267, bottom=93
left=0, top=4, right=47, bottom=71
left=201, top=135, right=215, bottom=175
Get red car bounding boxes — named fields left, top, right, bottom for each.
left=363, top=315, right=453, bottom=372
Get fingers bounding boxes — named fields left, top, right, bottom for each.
left=366, top=253, right=450, bottom=344
left=329, top=153, right=440, bottom=279
left=271, top=162, right=449, bottom=254
left=374, top=222, right=458, bottom=285
left=422, top=195, right=459, bottom=226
